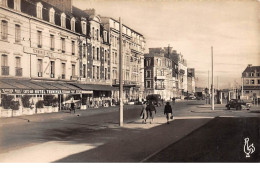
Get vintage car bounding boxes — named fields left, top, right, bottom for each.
left=226, top=99, right=251, bottom=110
left=146, top=94, right=163, bottom=106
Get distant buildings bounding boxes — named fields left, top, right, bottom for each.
left=242, top=64, right=260, bottom=99
left=144, top=46, right=195, bottom=100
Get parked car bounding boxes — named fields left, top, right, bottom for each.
left=226, top=99, right=251, bottom=110
left=184, top=96, right=196, bottom=100
left=146, top=94, right=163, bottom=106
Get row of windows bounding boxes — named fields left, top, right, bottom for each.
left=1, top=54, right=22, bottom=76
left=245, top=72, right=260, bottom=77
left=245, top=79, right=260, bottom=85
left=1, top=20, right=21, bottom=43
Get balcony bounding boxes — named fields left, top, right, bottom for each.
left=155, top=76, right=166, bottom=80
left=15, top=67, right=22, bottom=76
left=112, top=79, right=139, bottom=87
left=155, top=85, right=165, bottom=90
left=1, top=66, right=9, bottom=76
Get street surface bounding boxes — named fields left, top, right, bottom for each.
left=0, top=100, right=259, bottom=162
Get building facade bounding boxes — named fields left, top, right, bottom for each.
left=187, top=68, right=195, bottom=95
left=101, top=16, right=146, bottom=103
left=242, top=64, right=260, bottom=99
left=144, top=47, right=178, bottom=100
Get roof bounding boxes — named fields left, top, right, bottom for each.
left=242, top=66, right=260, bottom=73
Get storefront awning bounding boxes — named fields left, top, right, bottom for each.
left=0, top=79, right=82, bottom=94
left=70, top=83, right=117, bottom=92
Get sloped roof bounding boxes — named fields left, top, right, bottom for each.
left=243, top=66, right=260, bottom=73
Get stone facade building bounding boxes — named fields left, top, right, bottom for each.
left=242, top=64, right=260, bottom=100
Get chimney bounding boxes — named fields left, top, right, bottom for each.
left=248, top=64, right=252, bottom=67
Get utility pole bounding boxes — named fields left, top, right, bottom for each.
left=119, top=17, right=123, bottom=127
left=211, top=46, right=214, bottom=110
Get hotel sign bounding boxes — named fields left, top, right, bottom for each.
left=1, top=89, right=82, bottom=94
left=23, top=47, right=54, bottom=57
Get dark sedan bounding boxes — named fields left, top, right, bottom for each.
left=226, top=99, right=250, bottom=110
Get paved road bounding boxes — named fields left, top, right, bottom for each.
left=0, top=100, right=259, bottom=162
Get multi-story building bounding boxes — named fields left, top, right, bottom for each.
left=242, top=64, right=260, bottom=99
left=187, top=68, right=196, bottom=95
left=101, top=16, right=146, bottom=102
left=144, top=47, right=177, bottom=100
left=175, top=53, right=188, bottom=97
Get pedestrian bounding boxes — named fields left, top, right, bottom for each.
left=140, top=101, right=148, bottom=124
left=71, top=101, right=75, bottom=114
left=147, top=101, right=156, bottom=124
left=164, top=102, right=173, bottom=124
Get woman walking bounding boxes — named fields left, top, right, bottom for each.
left=147, top=101, right=156, bottom=124
left=140, top=102, right=148, bottom=123
left=164, top=102, right=173, bottom=124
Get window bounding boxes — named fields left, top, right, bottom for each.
left=1, top=54, right=8, bottom=75
left=61, top=37, right=65, bottom=53
left=15, top=24, right=21, bottom=43
left=257, top=73, right=260, bottom=77
left=83, top=44, right=86, bottom=57
left=146, top=70, right=151, bottom=78
left=246, top=80, right=249, bottom=84
left=104, top=50, right=107, bottom=62
left=49, top=8, right=55, bottom=23
left=251, top=72, right=254, bottom=77
left=258, top=79, right=260, bottom=84
left=1, top=20, right=8, bottom=40
left=37, top=31, right=42, bottom=48
left=50, top=34, right=54, bottom=50
left=15, top=57, right=21, bottom=68
left=71, top=18, right=75, bottom=31
left=97, top=66, right=100, bottom=79
left=251, top=80, right=255, bottom=84
left=146, top=80, right=151, bottom=88
left=146, top=59, right=151, bottom=66
left=92, top=66, right=95, bottom=79
left=83, top=64, right=86, bottom=78
left=92, top=46, right=95, bottom=59
left=71, top=64, right=75, bottom=77
left=105, top=68, right=107, bottom=80
left=104, top=31, right=107, bottom=42
left=61, top=13, right=66, bottom=28
left=50, top=61, right=55, bottom=78
left=96, top=29, right=99, bottom=41
left=71, top=41, right=75, bottom=55
left=61, top=63, right=66, bottom=79
left=36, top=2, right=43, bottom=19
left=14, top=0, right=21, bottom=11
left=37, top=59, right=42, bottom=76
left=82, top=22, right=86, bottom=34
left=115, top=52, right=117, bottom=64
left=97, top=48, right=99, bottom=60
left=92, top=27, right=95, bottom=39
left=15, top=57, right=22, bottom=76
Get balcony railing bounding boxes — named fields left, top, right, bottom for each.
left=1, top=66, right=9, bottom=75
left=155, top=85, right=165, bottom=90
left=15, top=67, right=22, bottom=76
left=113, top=79, right=139, bottom=86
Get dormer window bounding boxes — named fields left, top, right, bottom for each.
left=36, top=2, right=43, bottom=19
left=71, top=17, right=75, bottom=31
left=49, top=8, right=55, bottom=23
left=81, top=21, right=86, bottom=34
left=14, top=0, right=21, bottom=11
left=61, top=13, right=66, bottom=28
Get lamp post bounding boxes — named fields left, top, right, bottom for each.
left=119, top=17, right=123, bottom=127
left=211, top=46, right=214, bottom=110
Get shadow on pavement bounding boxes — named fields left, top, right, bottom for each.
left=145, top=117, right=260, bottom=162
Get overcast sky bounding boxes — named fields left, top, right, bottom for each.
left=73, top=0, right=260, bottom=89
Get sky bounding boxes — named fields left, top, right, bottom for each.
left=73, top=0, right=260, bottom=89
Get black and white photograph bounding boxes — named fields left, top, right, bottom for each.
left=0, top=0, right=259, bottom=165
